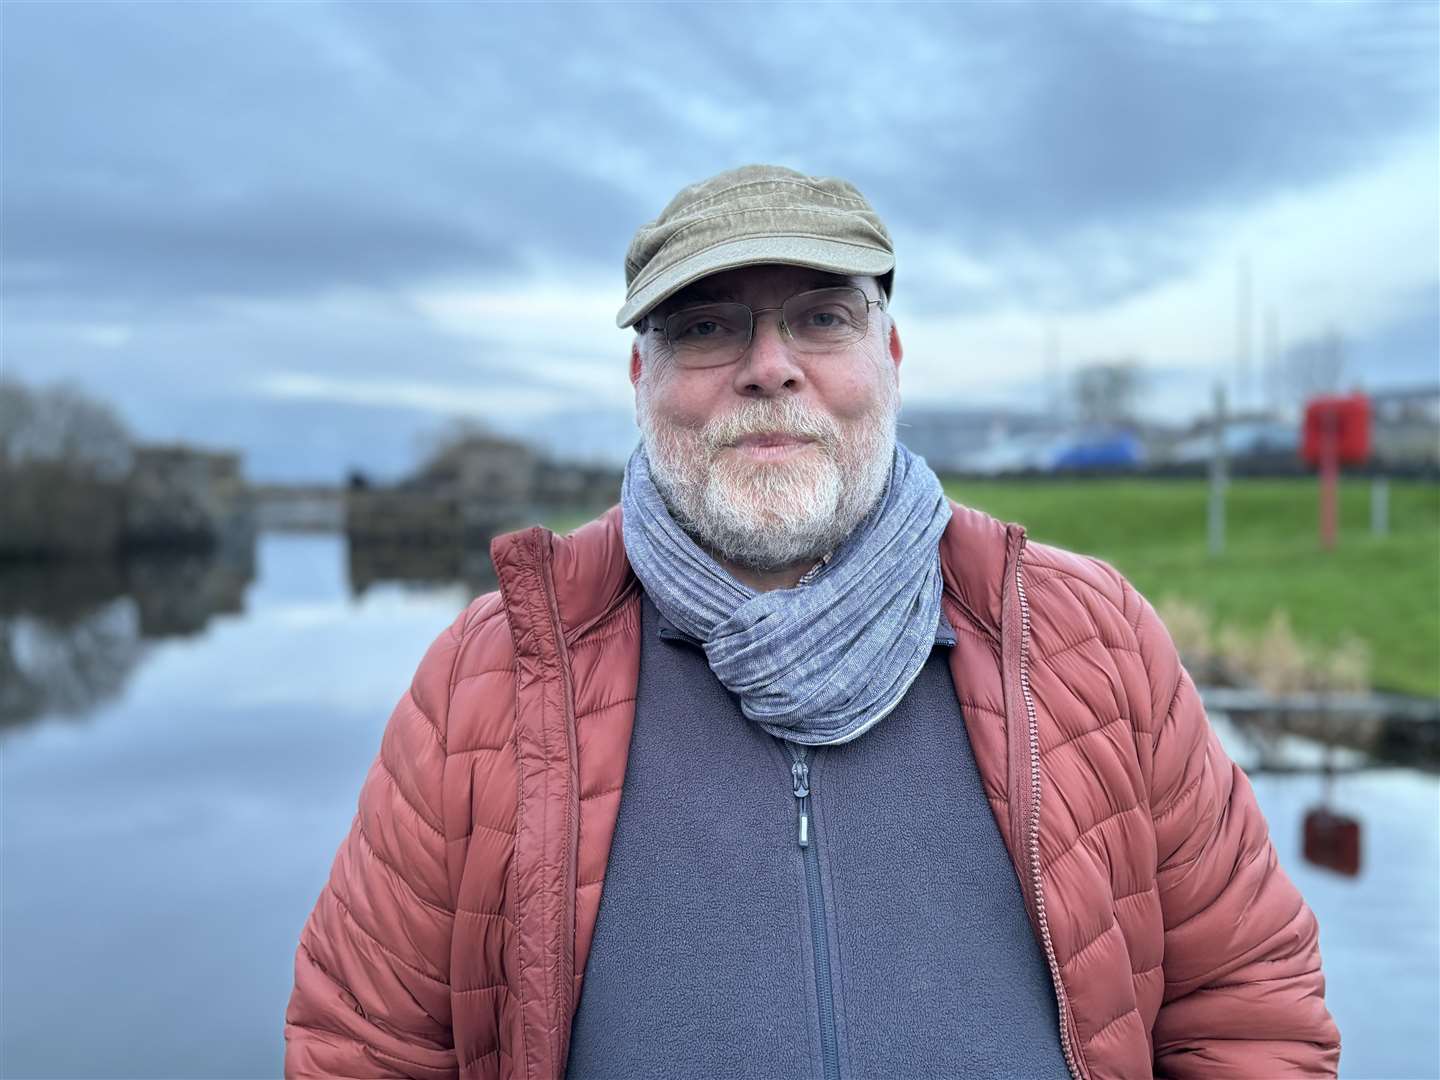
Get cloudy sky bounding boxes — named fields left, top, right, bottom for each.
left=3, top=0, right=1436, bottom=481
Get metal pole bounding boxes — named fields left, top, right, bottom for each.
left=1371, top=477, right=1389, bottom=538
left=1264, top=307, right=1279, bottom=414
left=1236, top=257, right=1252, bottom=411
left=1209, top=382, right=1227, bottom=556
left=1046, top=323, right=1060, bottom=420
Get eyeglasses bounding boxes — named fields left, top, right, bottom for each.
left=642, top=286, right=885, bottom=369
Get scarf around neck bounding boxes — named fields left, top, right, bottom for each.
left=620, top=441, right=952, bottom=746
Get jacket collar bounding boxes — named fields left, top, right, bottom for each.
left=490, top=506, right=638, bottom=647
left=939, top=501, right=1027, bottom=645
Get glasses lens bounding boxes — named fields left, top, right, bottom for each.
left=782, top=288, right=869, bottom=351
left=663, top=303, right=752, bottom=368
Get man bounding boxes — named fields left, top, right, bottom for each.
left=285, top=165, right=1340, bottom=1079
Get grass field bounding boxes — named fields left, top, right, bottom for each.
left=943, top=477, right=1440, bottom=697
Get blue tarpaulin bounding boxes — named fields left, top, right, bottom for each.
left=1052, top=433, right=1144, bottom=470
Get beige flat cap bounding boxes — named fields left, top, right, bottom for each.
left=616, top=164, right=895, bottom=329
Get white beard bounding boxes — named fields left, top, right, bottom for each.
left=637, top=376, right=898, bottom=573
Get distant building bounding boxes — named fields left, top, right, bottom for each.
left=899, top=406, right=1057, bottom=473
left=1158, top=389, right=1439, bottom=472
left=414, top=433, right=542, bottom=505
left=123, top=444, right=253, bottom=548
left=1369, top=386, right=1440, bottom=468
left=345, top=431, right=619, bottom=547
left=902, top=406, right=1157, bottom=475
left=1161, top=418, right=1300, bottom=466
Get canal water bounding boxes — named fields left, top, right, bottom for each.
left=2, top=532, right=1437, bottom=1079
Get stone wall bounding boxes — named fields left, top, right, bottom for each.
left=123, top=445, right=254, bottom=549
left=345, top=435, right=621, bottom=548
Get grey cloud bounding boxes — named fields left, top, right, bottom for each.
left=1347, top=288, right=1440, bottom=387
left=3, top=185, right=512, bottom=299
left=820, top=4, right=1436, bottom=313
left=2, top=2, right=646, bottom=304
left=6, top=1, right=1434, bottom=313
left=842, top=3, right=1437, bottom=223
left=2, top=290, right=548, bottom=384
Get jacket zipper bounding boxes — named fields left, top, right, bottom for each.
left=1015, top=546, right=1084, bottom=1080
left=538, top=546, right=580, bottom=1069
left=786, top=743, right=841, bottom=1080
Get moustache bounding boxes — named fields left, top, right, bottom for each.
left=700, top=399, right=840, bottom=452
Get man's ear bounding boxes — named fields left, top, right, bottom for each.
left=888, top=319, right=904, bottom=371
left=630, top=339, right=643, bottom=387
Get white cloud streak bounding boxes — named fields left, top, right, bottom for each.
left=894, top=132, right=1437, bottom=411
left=255, top=371, right=562, bottom=417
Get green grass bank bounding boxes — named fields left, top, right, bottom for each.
left=943, top=477, right=1440, bottom=697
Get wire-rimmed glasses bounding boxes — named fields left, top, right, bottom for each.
left=642, top=286, right=885, bottom=369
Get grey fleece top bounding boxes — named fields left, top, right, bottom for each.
left=565, top=595, right=1070, bottom=1080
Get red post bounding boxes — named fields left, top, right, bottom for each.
left=1319, top=409, right=1338, bottom=550
left=1302, top=394, right=1369, bottom=550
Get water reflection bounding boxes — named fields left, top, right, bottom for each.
left=126, top=546, right=253, bottom=638
left=0, top=542, right=255, bottom=732
left=1215, top=717, right=1372, bottom=877
left=0, top=595, right=141, bottom=728
left=1304, top=805, right=1363, bottom=878
left=346, top=538, right=498, bottom=598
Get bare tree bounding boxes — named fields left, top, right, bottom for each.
left=411, top=416, right=497, bottom=474
left=0, top=381, right=33, bottom=468
left=0, top=379, right=133, bottom=556
left=0, top=378, right=132, bottom=479
left=1281, top=328, right=1346, bottom=406
left=1071, top=360, right=1141, bottom=428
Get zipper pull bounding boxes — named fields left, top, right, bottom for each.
left=791, top=757, right=811, bottom=848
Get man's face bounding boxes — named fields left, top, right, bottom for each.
left=632, top=264, right=903, bottom=573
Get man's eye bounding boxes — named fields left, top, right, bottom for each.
left=804, top=308, right=851, bottom=329
left=673, top=315, right=738, bottom=341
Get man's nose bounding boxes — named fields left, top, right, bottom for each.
left=732, top=311, right=805, bottom=396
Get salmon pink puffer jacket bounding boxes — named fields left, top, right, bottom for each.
left=285, top=504, right=1339, bottom=1079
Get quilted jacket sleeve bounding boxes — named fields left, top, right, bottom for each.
left=284, top=611, right=465, bottom=1079
left=1131, top=585, right=1340, bottom=1078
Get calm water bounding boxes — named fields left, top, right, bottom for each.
left=2, top=533, right=1437, bottom=1079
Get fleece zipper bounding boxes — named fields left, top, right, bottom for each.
left=785, top=742, right=841, bottom=1080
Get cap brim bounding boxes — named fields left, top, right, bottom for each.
left=615, top=235, right=895, bottom=328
